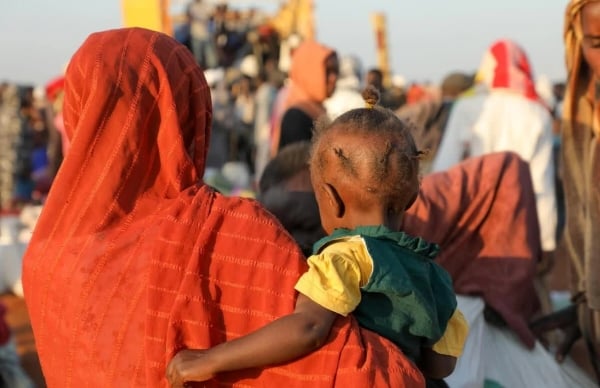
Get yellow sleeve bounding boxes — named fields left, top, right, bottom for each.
left=431, top=309, right=469, bottom=357
left=294, top=238, right=373, bottom=316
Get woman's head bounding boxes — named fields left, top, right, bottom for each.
left=62, top=28, right=212, bottom=200
left=309, top=87, right=421, bottom=233
left=288, top=40, right=338, bottom=102
left=40, top=27, right=213, bottom=238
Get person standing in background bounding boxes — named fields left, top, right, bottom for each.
left=397, top=72, right=474, bottom=174
left=558, top=0, right=600, bottom=377
left=187, top=0, right=217, bottom=69
left=433, top=39, right=557, bottom=262
left=253, top=70, right=277, bottom=183
left=324, top=55, right=365, bottom=120
left=272, top=41, right=338, bottom=154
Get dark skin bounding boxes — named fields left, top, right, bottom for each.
left=536, top=1, right=600, bottom=362
left=366, top=70, right=384, bottom=93
left=166, top=294, right=336, bottom=387
left=582, top=2, right=600, bottom=80
left=533, top=2, right=600, bottom=367
left=325, top=53, right=340, bottom=98
left=312, top=129, right=457, bottom=379
left=167, top=129, right=457, bottom=386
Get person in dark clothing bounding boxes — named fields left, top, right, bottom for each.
left=271, top=40, right=338, bottom=154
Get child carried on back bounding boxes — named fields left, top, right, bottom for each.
left=167, top=87, right=468, bottom=387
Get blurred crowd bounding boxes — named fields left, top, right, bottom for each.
left=0, top=0, right=592, bottom=387
left=0, top=17, right=567, bottom=210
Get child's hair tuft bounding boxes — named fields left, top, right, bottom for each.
left=361, top=86, right=380, bottom=108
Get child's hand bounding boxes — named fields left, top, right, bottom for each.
left=166, top=349, right=216, bottom=387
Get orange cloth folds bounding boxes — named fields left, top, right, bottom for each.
left=22, top=28, right=423, bottom=387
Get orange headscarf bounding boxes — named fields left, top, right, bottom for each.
left=271, top=40, right=335, bottom=156
left=22, top=28, right=422, bottom=387
left=285, top=40, right=334, bottom=117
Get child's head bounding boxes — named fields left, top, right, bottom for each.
left=309, top=86, right=421, bottom=234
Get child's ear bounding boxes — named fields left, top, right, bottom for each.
left=323, top=183, right=345, bottom=218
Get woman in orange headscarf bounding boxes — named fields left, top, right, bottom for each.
left=21, top=28, right=422, bottom=388
left=271, top=40, right=339, bottom=156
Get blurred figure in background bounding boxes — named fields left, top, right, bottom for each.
left=271, top=40, right=338, bottom=154
left=0, top=302, right=34, bottom=387
left=187, top=0, right=217, bottom=69
left=253, top=69, right=277, bottom=183
left=232, top=74, right=255, bottom=169
left=365, top=68, right=397, bottom=109
left=558, top=0, right=600, bottom=378
left=258, top=141, right=324, bottom=257
left=324, top=55, right=365, bottom=120
left=397, top=72, right=474, bottom=173
left=44, top=75, right=66, bottom=179
left=387, top=74, right=408, bottom=111
left=433, top=39, right=557, bottom=259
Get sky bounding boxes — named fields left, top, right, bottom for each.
left=0, top=0, right=568, bottom=87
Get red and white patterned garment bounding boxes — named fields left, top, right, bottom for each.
left=475, top=39, right=542, bottom=103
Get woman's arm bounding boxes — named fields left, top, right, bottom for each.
left=419, top=307, right=468, bottom=379
left=166, top=294, right=337, bottom=387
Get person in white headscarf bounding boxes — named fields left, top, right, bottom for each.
left=324, top=55, right=365, bottom=120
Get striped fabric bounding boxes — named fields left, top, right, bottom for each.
left=22, top=28, right=423, bottom=387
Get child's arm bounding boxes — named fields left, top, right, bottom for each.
left=418, top=307, right=468, bottom=379
left=418, top=347, right=457, bottom=379
left=166, top=294, right=337, bottom=387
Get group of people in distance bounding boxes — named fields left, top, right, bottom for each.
left=13, top=0, right=600, bottom=387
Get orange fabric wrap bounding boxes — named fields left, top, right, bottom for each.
left=22, top=28, right=423, bottom=388
left=286, top=40, right=333, bottom=113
